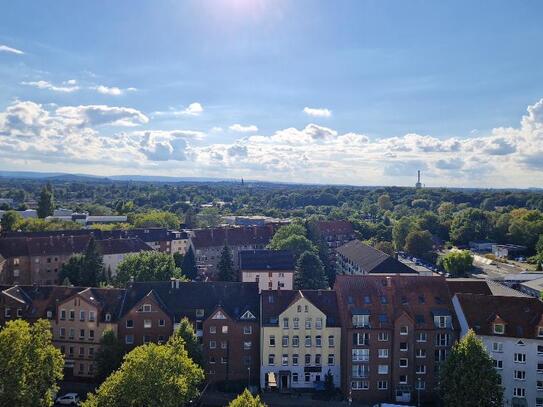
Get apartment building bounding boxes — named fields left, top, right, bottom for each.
left=240, top=249, right=294, bottom=292
left=311, top=220, right=356, bottom=267
left=336, top=240, right=417, bottom=275
left=97, top=238, right=152, bottom=277
left=190, top=226, right=275, bottom=279
left=260, top=289, right=341, bottom=391
left=453, top=293, right=543, bottom=407
left=334, top=275, right=457, bottom=405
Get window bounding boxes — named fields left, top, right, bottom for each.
left=60, top=309, right=66, bottom=320
left=378, top=348, right=389, bottom=358
left=292, top=373, right=299, bottom=382
left=538, top=362, right=543, bottom=373
left=493, top=323, right=505, bottom=334
left=292, top=335, right=299, bottom=347
left=292, top=354, right=299, bottom=365
left=268, top=354, right=275, bottom=365
left=69, top=310, right=75, bottom=320
left=514, top=353, right=526, bottom=363
left=514, top=370, right=526, bottom=380
left=513, top=388, right=526, bottom=398
left=305, top=335, right=312, bottom=347
left=243, top=326, right=252, bottom=335
left=492, top=342, right=503, bottom=352
left=305, top=318, right=312, bottom=329
left=144, top=320, right=152, bottom=329
left=222, top=326, right=228, bottom=334
left=416, top=332, right=427, bottom=342
left=400, top=326, right=408, bottom=335
left=352, top=364, right=369, bottom=379
left=221, top=341, right=227, bottom=349
left=378, top=381, right=388, bottom=390
left=378, top=364, right=389, bottom=374
left=126, top=319, right=134, bottom=328
left=221, top=357, right=228, bottom=364
left=399, top=358, right=408, bottom=368
left=79, top=347, right=85, bottom=357
left=159, top=319, right=165, bottom=327
left=293, top=317, right=299, bottom=329
left=79, top=310, right=85, bottom=321
left=210, top=326, right=216, bottom=334
left=46, top=310, right=52, bottom=319
left=282, top=354, right=288, bottom=366
left=328, top=354, right=335, bottom=365
left=352, top=314, right=369, bottom=328
left=316, top=335, right=322, bottom=347
left=125, top=335, right=134, bottom=345
left=351, top=380, right=369, bottom=390
left=142, top=304, right=152, bottom=312
left=436, top=333, right=450, bottom=347
left=352, top=349, right=369, bottom=362
left=315, top=354, right=321, bottom=365
left=380, top=296, right=388, bottom=304
left=399, top=375, right=408, bottom=384
left=537, top=398, right=543, bottom=407
left=416, top=380, right=426, bottom=390
left=79, top=329, right=85, bottom=339
left=416, top=349, right=427, bottom=358
left=400, top=342, right=408, bottom=351
left=364, top=295, right=371, bottom=304
left=305, top=372, right=311, bottom=382
left=283, top=318, right=289, bottom=329
left=68, top=346, right=74, bottom=356
left=492, top=359, right=503, bottom=369
left=59, top=327, right=65, bottom=338
left=244, top=341, right=252, bottom=350
left=416, top=365, right=426, bottom=374
left=328, top=335, right=335, bottom=347
left=297, top=305, right=302, bottom=312
left=378, top=332, right=389, bottom=341
left=539, top=326, right=543, bottom=337
left=196, top=308, right=204, bottom=318
left=209, top=340, right=216, bottom=349
left=316, top=318, right=323, bottom=329
left=89, top=311, right=95, bottom=321
left=269, top=335, right=275, bottom=347
left=282, top=336, right=289, bottom=347
left=435, top=349, right=448, bottom=362
left=69, top=328, right=75, bottom=339
left=354, top=332, right=370, bottom=346
left=435, top=315, right=450, bottom=328
left=105, top=313, right=111, bottom=322
left=537, top=380, right=543, bottom=390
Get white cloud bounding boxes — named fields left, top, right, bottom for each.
left=153, top=102, right=204, bottom=117
left=303, top=107, right=332, bottom=118
left=0, top=44, right=24, bottom=55
left=55, top=104, right=149, bottom=127
left=21, top=80, right=80, bottom=93
left=93, top=85, right=137, bottom=96
left=229, top=124, right=258, bottom=133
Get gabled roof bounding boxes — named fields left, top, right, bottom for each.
left=191, top=226, right=274, bottom=249
left=334, top=275, right=456, bottom=330
left=121, top=281, right=260, bottom=322
left=456, top=293, right=543, bottom=339
left=96, top=238, right=152, bottom=255
left=261, top=289, right=341, bottom=327
left=0, top=236, right=90, bottom=257
left=239, top=249, right=295, bottom=271
left=447, top=278, right=530, bottom=297
left=336, top=240, right=417, bottom=274
left=58, top=286, right=126, bottom=322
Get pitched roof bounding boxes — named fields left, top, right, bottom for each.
left=239, top=250, right=295, bottom=271
left=456, top=293, right=543, bottom=339
left=121, top=281, right=260, bottom=322
left=336, top=240, right=417, bottom=274
left=334, top=275, right=456, bottom=330
left=314, top=220, right=354, bottom=236
left=0, top=236, right=91, bottom=258
left=96, top=238, right=152, bottom=255
left=191, top=226, right=274, bottom=249
left=447, top=278, right=530, bottom=297
left=261, top=289, right=341, bottom=327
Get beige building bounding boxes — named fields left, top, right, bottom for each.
left=260, top=290, right=341, bottom=391
left=240, top=250, right=294, bottom=292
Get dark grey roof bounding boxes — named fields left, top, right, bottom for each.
left=336, top=240, right=417, bottom=274
left=239, top=250, right=295, bottom=271
left=96, top=238, right=152, bottom=255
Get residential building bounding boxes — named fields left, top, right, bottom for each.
left=453, top=293, right=543, bottom=407
left=447, top=278, right=531, bottom=298
left=519, top=277, right=543, bottom=298
left=492, top=244, right=527, bottom=259
left=336, top=240, right=417, bottom=276
left=240, top=250, right=295, bottom=292
left=260, top=289, right=341, bottom=391
left=335, top=275, right=458, bottom=405
left=311, top=220, right=356, bottom=267
left=96, top=238, right=152, bottom=278
left=190, top=226, right=276, bottom=279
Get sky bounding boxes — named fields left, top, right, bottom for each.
left=1, top=0, right=543, bottom=188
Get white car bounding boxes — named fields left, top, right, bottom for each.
left=55, top=393, right=80, bottom=405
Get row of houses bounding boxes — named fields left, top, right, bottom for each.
left=2, top=275, right=541, bottom=405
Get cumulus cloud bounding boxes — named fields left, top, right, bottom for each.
left=303, top=107, right=332, bottom=118
left=0, top=44, right=24, bottom=55
left=153, top=102, right=204, bottom=117
left=229, top=124, right=258, bottom=133
left=21, top=80, right=80, bottom=93
left=55, top=105, right=149, bottom=127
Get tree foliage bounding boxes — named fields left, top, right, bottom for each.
left=295, top=250, right=328, bottom=289
left=404, top=229, right=433, bottom=257
left=228, top=389, right=267, bottom=407
left=450, top=209, right=491, bottom=245
left=1, top=210, right=22, bottom=231
left=95, top=330, right=125, bottom=383
left=0, top=319, right=64, bottom=407
left=440, top=330, right=503, bottom=407
left=217, top=243, right=237, bottom=281
left=172, top=317, right=202, bottom=365
left=440, top=250, right=473, bottom=277
left=115, top=251, right=182, bottom=287
left=59, top=237, right=105, bottom=286
left=83, top=335, right=204, bottom=407
left=132, top=210, right=180, bottom=229
left=37, top=183, right=55, bottom=218
left=181, top=246, right=198, bottom=280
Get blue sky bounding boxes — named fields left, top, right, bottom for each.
left=1, top=0, right=543, bottom=187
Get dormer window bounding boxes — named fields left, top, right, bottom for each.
left=142, top=304, right=152, bottom=312
left=538, top=327, right=543, bottom=338
left=196, top=309, right=205, bottom=318
left=493, top=323, right=505, bottom=335
left=105, top=313, right=111, bottom=322
left=352, top=314, right=370, bottom=328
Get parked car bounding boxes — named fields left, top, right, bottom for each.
left=55, top=393, right=80, bottom=406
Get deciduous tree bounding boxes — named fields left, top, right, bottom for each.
left=172, top=317, right=202, bottom=365
left=440, top=250, right=473, bottom=277
left=295, top=251, right=328, bottom=289
left=404, top=230, right=433, bottom=258
left=115, top=251, right=182, bottom=287
left=95, top=330, right=125, bottom=382
left=228, top=389, right=266, bottom=407
left=37, top=183, right=55, bottom=218
left=1, top=210, right=22, bottom=231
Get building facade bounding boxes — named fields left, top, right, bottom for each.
left=260, top=290, right=341, bottom=391
left=240, top=250, right=294, bottom=292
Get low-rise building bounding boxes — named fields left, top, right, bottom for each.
left=260, top=289, right=341, bottom=391
left=520, top=277, right=543, bottom=298
left=453, top=293, right=543, bottom=407
left=336, top=240, right=417, bottom=276
left=492, top=244, right=527, bottom=259
left=240, top=250, right=295, bottom=292
left=334, top=275, right=458, bottom=405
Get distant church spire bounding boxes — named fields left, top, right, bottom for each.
left=415, top=170, right=422, bottom=189
left=241, top=177, right=245, bottom=186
